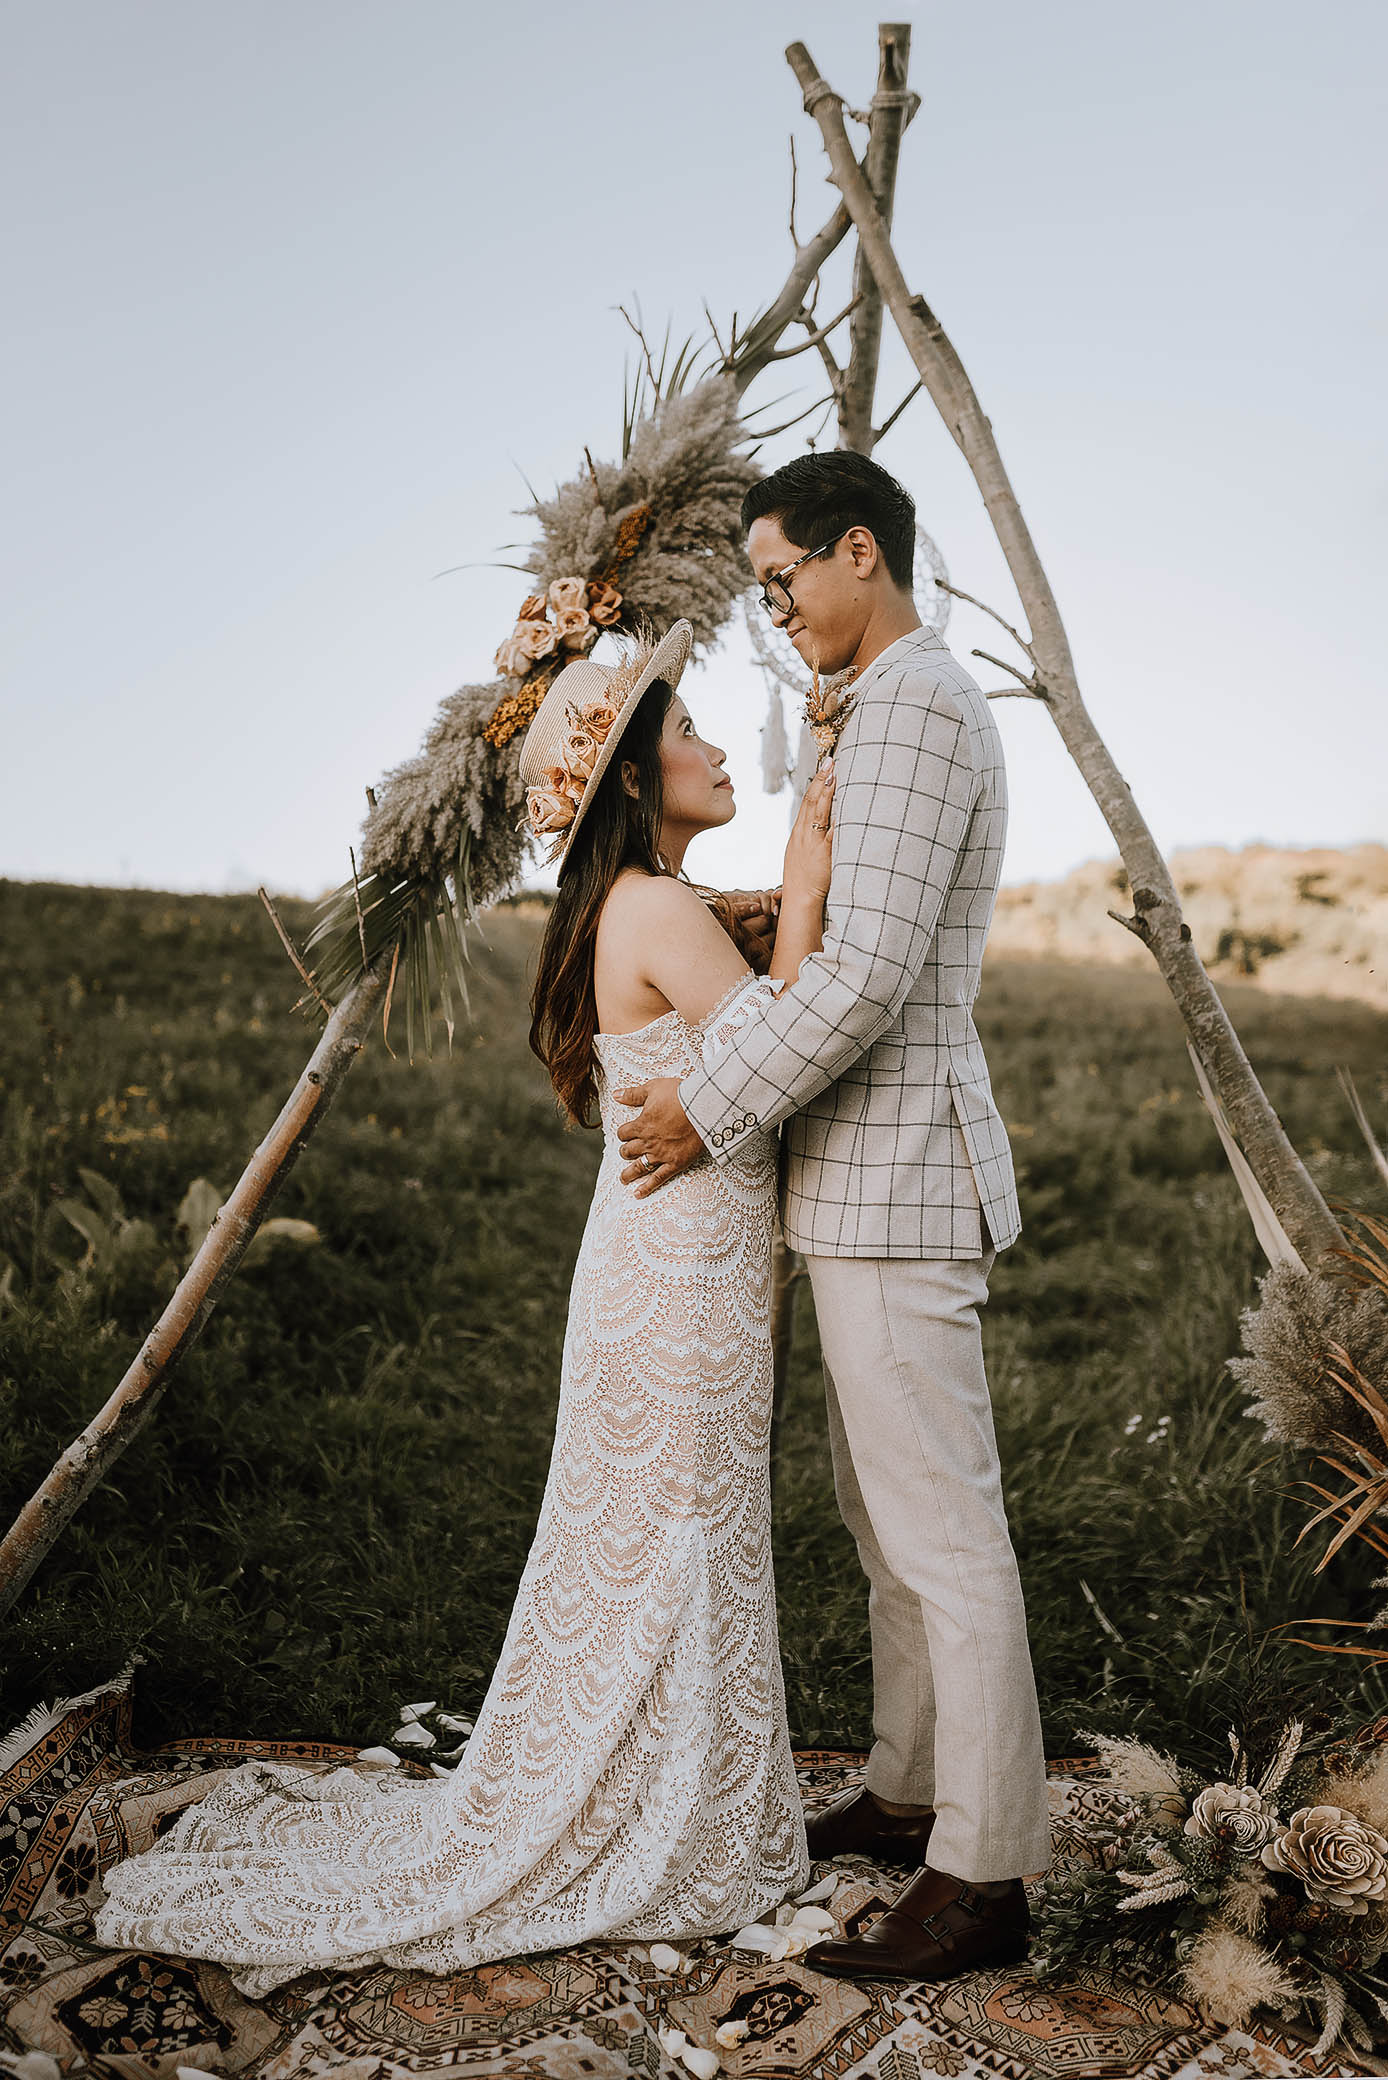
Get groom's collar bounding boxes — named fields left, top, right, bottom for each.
left=855, top=622, right=947, bottom=686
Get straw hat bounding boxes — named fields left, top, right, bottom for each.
left=517, top=620, right=694, bottom=876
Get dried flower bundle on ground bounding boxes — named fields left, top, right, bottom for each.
left=1032, top=1710, right=1388, bottom=2061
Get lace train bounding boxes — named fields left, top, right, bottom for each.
left=93, top=974, right=807, bottom=1995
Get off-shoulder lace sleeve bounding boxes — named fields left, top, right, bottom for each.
left=697, top=973, right=786, bottom=1071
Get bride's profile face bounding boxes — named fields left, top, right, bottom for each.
left=658, top=696, right=735, bottom=839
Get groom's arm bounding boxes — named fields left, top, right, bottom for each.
left=678, top=682, right=981, bottom=1160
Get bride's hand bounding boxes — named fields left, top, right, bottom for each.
left=782, top=762, right=835, bottom=904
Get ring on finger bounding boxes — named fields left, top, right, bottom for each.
left=639, top=1153, right=654, bottom=1173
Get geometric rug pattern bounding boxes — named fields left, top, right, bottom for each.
left=1, top=1669, right=1377, bottom=2079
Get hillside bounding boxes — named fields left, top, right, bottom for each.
left=991, top=843, right=1387, bottom=1009
left=2, top=879, right=1386, bottom=1762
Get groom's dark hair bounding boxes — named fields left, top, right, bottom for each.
left=741, top=450, right=916, bottom=590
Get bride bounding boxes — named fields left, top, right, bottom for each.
left=93, top=620, right=834, bottom=1995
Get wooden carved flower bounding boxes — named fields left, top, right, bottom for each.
left=1184, top=1782, right=1279, bottom=1854
left=1263, top=1804, right=1388, bottom=1914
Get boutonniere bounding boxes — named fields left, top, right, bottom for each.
left=804, top=657, right=861, bottom=760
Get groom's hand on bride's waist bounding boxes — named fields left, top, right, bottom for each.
left=616, top=1079, right=705, bottom=1197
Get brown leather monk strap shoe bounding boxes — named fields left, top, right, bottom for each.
left=803, top=1785, right=936, bottom=1867
left=804, top=1866, right=1030, bottom=1982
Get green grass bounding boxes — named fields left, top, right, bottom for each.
left=2, top=879, right=1385, bottom=1762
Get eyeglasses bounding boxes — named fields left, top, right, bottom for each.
left=756, top=531, right=848, bottom=618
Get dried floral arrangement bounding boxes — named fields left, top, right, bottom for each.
left=1033, top=1206, right=1388, bottom=2063
left=1232, top=1208, right=1388, bottom=1668
left=300, top=367, right=759, bottom=1051
left=1033, top=1711, right=1388, bottom=2061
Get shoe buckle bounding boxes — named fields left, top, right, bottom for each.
left=918, top=1911, right=955, bottom=1945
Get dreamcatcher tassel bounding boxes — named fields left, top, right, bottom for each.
left=760, top=683, right=789, bottom=794
left=790, top=721, right=818, bottom=806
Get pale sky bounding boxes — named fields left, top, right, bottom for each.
left=4, top=0, right=1384, bottom=900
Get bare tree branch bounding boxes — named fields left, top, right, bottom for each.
left=744, top=390, right=838, bottom=442
left=971, top=647, right=1046, bottom=695
left=0, top=961, right=390, bottom=1616
left=763, top=294, right=861, bottom=364
left=874, top=377, right=923, bottom=444
left=937, top=577, right=1037, bottom=662
left=258, top=888, right=331, bottom=1016
left=731, top=91, right=918, bottom=396
left=840, top=24, right=918, bottom=453
left=786, top=36, right=1342, bottom=1267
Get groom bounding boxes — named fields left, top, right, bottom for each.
left=616, top=449, right=1049, bottom=1980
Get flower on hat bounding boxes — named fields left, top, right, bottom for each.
left=578, top=697, right=618, bottom=734
left=561, top=722, right=601, bottom=784
left=526, top=770, right=578, bottom=838
left=547, top=575, right=588, bottom=616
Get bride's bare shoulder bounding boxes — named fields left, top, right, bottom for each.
left=597, top=871, right=709, bottom=934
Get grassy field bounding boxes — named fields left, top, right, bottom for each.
left=2, top=878, right=1385, bottom=1767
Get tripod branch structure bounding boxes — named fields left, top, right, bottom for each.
left=783, top=32, right=1341, bottom=1269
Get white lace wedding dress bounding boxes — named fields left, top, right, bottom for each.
left=93, top=974, right=808, bottom=1997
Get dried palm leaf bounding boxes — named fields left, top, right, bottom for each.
left=1338, top=1068, right=1388, bottom=1194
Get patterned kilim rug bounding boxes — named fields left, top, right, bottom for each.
left=0, top=1670, right=1376, bottom=2080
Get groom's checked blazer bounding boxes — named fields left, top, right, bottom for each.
left=680, top=626, right=1020, bottom=1260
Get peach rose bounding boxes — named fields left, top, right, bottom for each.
left=547, top=576, right=587, bottom=616
left=527, top=782, right=575, bottom=837
left=578, top=698, right=619, bottom=736
left=554, top=605, right=594, bottom=653
left=494, top=618, right=558, bottom=677
left=586, top=580, right=623, bottom=627
left=563, top=726, right=600, bottom=783
left=516, top=593, right=549, bottom=621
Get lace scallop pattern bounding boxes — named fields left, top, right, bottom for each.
left=93, top=972, right=806, bottom=1995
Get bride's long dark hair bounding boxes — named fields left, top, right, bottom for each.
left=528, top=681, right=767, bottom=1128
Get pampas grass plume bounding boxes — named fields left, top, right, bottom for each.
left=1083, top=1730, right=1185, bottom=1805
left=1180, top=1923, right=1299, bottom=2029
left=1219, top=1865, right=1276, bottom=1936
left=1318, top=1748, right=1388, bottom=1838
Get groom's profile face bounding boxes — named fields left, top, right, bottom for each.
left=747, top=513, right=871, bottom=677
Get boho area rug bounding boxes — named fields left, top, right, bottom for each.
left=0, top=1670, right=1376, bottom=2080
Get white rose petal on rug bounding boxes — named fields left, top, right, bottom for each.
left=773, top=1903, right=798, bottom=1926
left=648, top=1942, right=685, bottom=1972
left=790, top=1905, right=835, bottom=1930
left=729, top=1923, right=781, bottom=1954
left=681, top=2048, right=721, bottom=2079
left=657, top=2024, right=687, bottom=2058
left=794, top=1872, right=839, bottom=1904
left=354, top=1747, right=400, bottom=1766
left=392, top=1723, right=436, bottom=1748
left=436, top=1712, right=474, bottom=1733
left=397, top=1701, right=438, bottom=1722
left=715, top=2019, right=751, bottom=2048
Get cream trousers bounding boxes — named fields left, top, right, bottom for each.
left=805, top=1251, right=1050, bottom=1883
